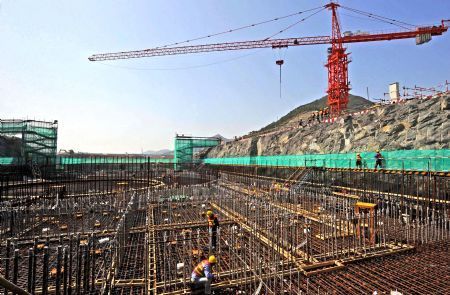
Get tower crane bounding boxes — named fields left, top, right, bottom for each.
left=89, top=2, right=448, bottom=115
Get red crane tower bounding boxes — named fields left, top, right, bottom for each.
left=89, top=2, right=448, bottom=115
left=326, top=2, right=351, bottom=114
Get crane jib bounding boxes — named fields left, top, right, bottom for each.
left=88, top=24, right=447, bottom=62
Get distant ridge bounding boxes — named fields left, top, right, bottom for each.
left=144, top=149, right=173, bottom=156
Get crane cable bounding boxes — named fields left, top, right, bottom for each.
left=95, top=7, right=325, bottom=72
left=339, top=6, right=417, bottom=30
left=264, top=7, right=327, bottom=40
left=262, top=7, right=325, bottom=100
left=154, top=6, right=324, bottom=49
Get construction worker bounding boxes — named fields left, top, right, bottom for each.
left=356, top=153, right=363, bottom=169
left=374, top=150, right=383, bottom=169
left=191, top=255, right=217, bottom=294
left=206, top=210, right=219, bottom=250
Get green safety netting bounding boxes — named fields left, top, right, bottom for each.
left=174, top=136, right=221, bottom=169
left=0, top=120, right=58, bottom=165
left=203, top=149, right=450, bottom=172
left=0, top=157, right=17, bottom=165
left=59, top=157, right=173, bottom=165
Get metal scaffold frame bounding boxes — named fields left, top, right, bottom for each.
left=0, top=119, right=58, bottom=166
left=173, top=135, right=221, bottom=170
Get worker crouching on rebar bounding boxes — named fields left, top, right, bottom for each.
left=206, top=210, right=220, bottom=251
left=191, top=255, right=217, bottom=294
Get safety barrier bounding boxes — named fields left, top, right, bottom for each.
left=203, top=149, right=450, bottom=172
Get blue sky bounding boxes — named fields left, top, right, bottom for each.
left=0, top=1, right=449, bottom=153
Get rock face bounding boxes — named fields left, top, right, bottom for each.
left=207, top=95, right=450, bottom=158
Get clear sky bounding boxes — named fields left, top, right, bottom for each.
left=0, top=1, right=449, bottom=153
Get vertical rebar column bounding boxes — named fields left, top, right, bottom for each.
left=13, top=249, right=19, bottom=290
left=56, top=246, right=62, bottom=295
left=32, top=239, right=37, bottom=295
left=27, top=248, right=33, bottom=293
left=63, top=247, right=68, bottom=295
left=83, top=243, right=89, bottom=293
left=42, top=246, right=49, bottom=295
left=5, top=239, right=11, bottom=295
left=68, top=236, right=73, bottom=295
left=76, top=244, right=83, bottom=295
left=90, top=234, right=95, bottom=292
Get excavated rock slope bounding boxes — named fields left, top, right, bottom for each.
left=207, top=95, right=450, bottom=157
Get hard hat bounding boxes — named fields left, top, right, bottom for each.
left=206, top=210, right=213, bottom=217
left=357, top=153, right=360, bottom=156
left=376, top=150, right=380, bottom=153
left=208, top=255, right=217, bottom=264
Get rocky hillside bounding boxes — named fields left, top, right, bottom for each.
left=255, top=94, right=373, bottom=133
left=207, top=95, right=449, bottom=157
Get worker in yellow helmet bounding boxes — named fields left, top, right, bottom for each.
left=206, top=210, right=220, bottom=250
left=191, top=255, right=217, bottom=294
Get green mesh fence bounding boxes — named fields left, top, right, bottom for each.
left=203, top=149, right=450, bottom=172
left=59, top=157, right=173, bottom=165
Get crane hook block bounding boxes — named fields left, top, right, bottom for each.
left=276, top=60, right=284, bottom=66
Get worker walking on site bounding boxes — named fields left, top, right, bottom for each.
left=374, top=150, right=383, bottom=169
left=206, top=210, right=220, bottom=250
left=191, top=255, right=217, bottom=294
left=356, top=153, right=363, bottom=169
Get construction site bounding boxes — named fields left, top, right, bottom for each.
left=1, top=1, right=450, bottom=295
left=0, top=154, right=449, bottom=294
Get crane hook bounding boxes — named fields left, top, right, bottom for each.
left=276, top=60, right=284, bottom=99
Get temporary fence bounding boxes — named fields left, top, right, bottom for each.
left=204, top=149, right=450, bottom=172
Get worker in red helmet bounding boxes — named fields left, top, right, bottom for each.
left=374, top=150, right=384, bottom=169
left=191, top=255, right=217, bottom=294
left=206, top=210, right=220, bottom=250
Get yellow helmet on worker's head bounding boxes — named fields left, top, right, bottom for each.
left=206, top=210, right=213, bottom=217
left=208, top=255, right=217, bottom=264
left=357, top=153, right=360, bottom=156
left=376, top=150, right=380, bottom=153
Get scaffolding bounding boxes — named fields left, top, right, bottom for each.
left=173, top=135, right=221, bottom=170
left=0, top=119, right=58, bottom=166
